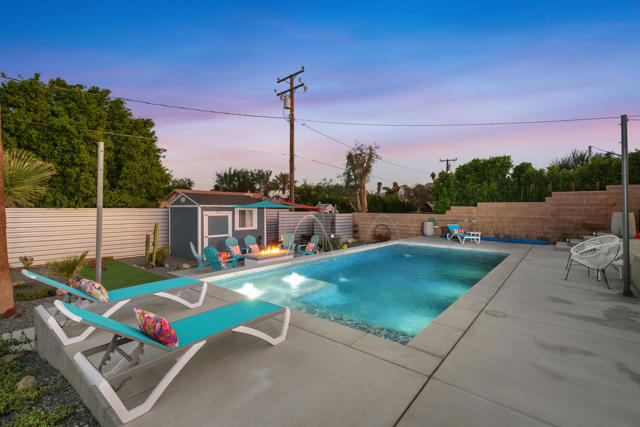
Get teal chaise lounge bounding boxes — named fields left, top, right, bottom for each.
left=22, top=270, right=207, bottom=345
left=53, top=298, right=290, bottom=423
left=446, top=224, right=481, bottom=245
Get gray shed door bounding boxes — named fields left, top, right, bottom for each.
left=204, top=212, right=232, bottom=246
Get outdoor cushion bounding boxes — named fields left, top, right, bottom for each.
left=79, top=279, right=109, bottom=303
left=219, top=252, right=229, bottom=269
left=306, top=242, right=315, bottom=252
left=249, top=244, right=260, bottom=253
left=134, top=307, right=179, bottom=348
left=229, top=245, right=242, bottom=256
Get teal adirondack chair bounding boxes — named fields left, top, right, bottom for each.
left=281, top=233, right=295, bottom=251
left=297, top=235, right=320, bottom=256
left=203, top=246, right=233, bottom=272
left=244, top=235, right=260, bottom=253
left=190, top=242, right=210, bottom=273
left=225, top=237, right=245, bottom=267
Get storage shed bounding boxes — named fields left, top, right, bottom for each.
left=168, top=191, right=267, bottom=258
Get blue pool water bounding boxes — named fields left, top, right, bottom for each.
left=216, top=244, right=507, bottom=344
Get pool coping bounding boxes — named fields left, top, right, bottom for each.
left=197, top=237, right=532, bottom=376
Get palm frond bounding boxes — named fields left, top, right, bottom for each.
left=3, top=149, right=56, bottom=207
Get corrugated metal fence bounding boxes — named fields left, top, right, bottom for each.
left=277, top=212, right=353, bottom=242
left=6, top=208, right=168, bottom=267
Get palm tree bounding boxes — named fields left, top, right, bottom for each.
left=0, top=141, right=56, bottom=313
left=47, top=251, right=89, bottom=286
left=3, top=149, right=55, bottom=207
left=269, top=172, right=290, bottom=197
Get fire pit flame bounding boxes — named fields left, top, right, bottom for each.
left=259, top=245, right=282, bottom=255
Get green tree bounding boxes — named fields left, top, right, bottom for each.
left=0, top=74, right=171, bottom=207
left=252, top=169, right=272, bottom=196
left=213, top=168, right=256, bottom=192
left=163, top=177, right=194, bottom=196
left=574, top=155, right=620, bottom=190
left=550, top=149, right=589, bottom=171
left=343, top=143, right=380, bottom=212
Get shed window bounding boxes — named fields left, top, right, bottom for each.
left=235, top=208, right=257, bottom=230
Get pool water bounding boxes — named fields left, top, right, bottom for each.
left=215, top=244, right=507, bottom=344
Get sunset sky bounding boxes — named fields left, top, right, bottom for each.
left=2, top=1, right=639, bottom=190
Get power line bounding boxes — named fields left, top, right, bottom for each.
left=12, top=119, right=156, bottom=140
left=300, top=122, right=431, bottom=175
left=295, top=114, right=640, bottom=127
left=3, top=75, right=639, bottom=127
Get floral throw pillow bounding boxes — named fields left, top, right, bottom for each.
left=78, top=279, right=109, bottom=302
left=306, top=242, right=316, bottom=253
left=134, top=307, right=179, bottom=348
left=219, top=252, right=229, bottom=269
left=248, top=244, right=260, bottom=253
left=229, top=245, right=242, bottom=256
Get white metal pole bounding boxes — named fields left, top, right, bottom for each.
left=96, top=141, right=104, bottom=283
left=620, top=115, right=632, bottom=297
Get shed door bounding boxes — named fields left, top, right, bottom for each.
left=203, top=212, right=232, bottom=248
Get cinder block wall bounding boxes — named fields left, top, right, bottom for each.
left=354, top=185, right=640, bottom=243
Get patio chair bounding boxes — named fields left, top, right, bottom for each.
left=52, top=298, right=290, bottom=423
left=244, top=235, right=260, bottom=253
left=446, top=224, right=481, bottom=245
left=203, top=246, right=234, bottom=271
left=190, top=242, right=209, bottom=273
left=564, top=235, right=619, bottom=270
left=297, top=235, right=320, bottom=256
left=565, top=240, right=620, bottom=288
left=225, top=236, right=245, bottom=267
left=22, top=270, right=207, bottom=345
left=281, top=233, right=295, bottom=251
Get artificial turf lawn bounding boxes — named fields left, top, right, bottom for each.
left=79, top=259, right=166, bottom=290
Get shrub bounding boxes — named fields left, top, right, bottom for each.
left=6, top=404, right=75, bottom=427
left=46, top=251, right=88, bottom=285
left=14, top=288, right=54, bottom=302
left=18, top=256, right=34, bottom=269
left=155, top=245, right=171, bottom=265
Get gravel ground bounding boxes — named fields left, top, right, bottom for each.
left=118, top=254, right=195, bottom=277
left=0, top=352, right=99, bottom=426
left=0, top=296, right=60, bottom=335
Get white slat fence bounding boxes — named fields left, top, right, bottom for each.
left=6, top=208, right=168, bottom=267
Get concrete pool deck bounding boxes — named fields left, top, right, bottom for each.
left=34, top=237, right=640, bottom=426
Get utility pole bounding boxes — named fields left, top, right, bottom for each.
left=276, top=66, right=306, bottom=203
left=620, top=115, right=633, bottom=297
left=439, top=158, right=457, bottom=173
left=588, top=145, right=592, bottom=162
left=96, top=141, right=104, bottom=283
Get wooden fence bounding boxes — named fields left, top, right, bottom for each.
left=6, top=208, right=168, bottom=267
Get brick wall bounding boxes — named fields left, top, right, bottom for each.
left=353, top=185, right=640, bottom=243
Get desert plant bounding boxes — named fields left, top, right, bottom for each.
left=144, top=234, right=150, bottom=262
left=18, top=256, right=34, bottom=269
left=155, top=245, right=171, bottom=265
left=46, top=251, right=88, bottom=285
left=151, top=223, right=158, bottom=265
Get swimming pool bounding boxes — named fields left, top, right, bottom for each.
left=215, top=244, right=507, bottom=344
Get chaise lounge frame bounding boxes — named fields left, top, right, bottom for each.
left=54, top=299, right=290, bottom=424
left=24, top=270, right=208, bottom=345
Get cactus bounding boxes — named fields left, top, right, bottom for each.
left=151, top=223, right=158, bottom=265
left=144, top=234, right=150, bottom=263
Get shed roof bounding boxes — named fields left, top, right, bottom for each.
left=163, top=189, right=319, bottom=210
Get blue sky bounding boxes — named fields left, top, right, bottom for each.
left=2, top=1, right=639, bottom=189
